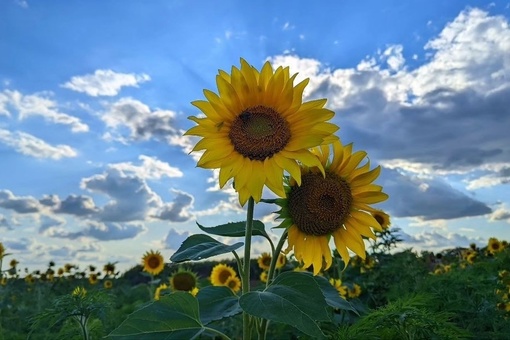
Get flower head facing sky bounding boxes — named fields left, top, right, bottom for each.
left=185, top=58, right=339, bottom=205
left=277, top=140, right=388, bottom=274
left=142, top=250, right=165, bottom=276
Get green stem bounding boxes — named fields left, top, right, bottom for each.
left=266, top=229, right=288, bottom=287
left=233, top=250, right=244, bottom=277
left=204, top=326, right=232, bottom=340
left=258, top=229, right=288, bottom=340
left=242, top=197, right=255, bottom=340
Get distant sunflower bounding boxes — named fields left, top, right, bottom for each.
left=370, top=209, right=391, bottom=230
left=347, top=283, right=362, bottom=298
left=257, top=252, right=272, bottom=270
left=103, top=262, right=116, bottom=276
left=9, top=259, right=18, bottom=268
left=185, top=58, right=339, bottom=205
left=169, top=268, right=198, bottom=292
left=88, top=273, right=98, bottom=285
left=190, top=287, right=199, bottom=297
left=275, top=253, right=287, bottom=269
left=276, top=140, right=388, bottom=274
left=488, top=238, right=504, bottom=254
left=225, top=275, right=242, bottom=293
left=104, top=280, right=113, bottom=289
left=0, top=242, right=5, bottom=258
left=25, top=274, right=35, bottom=285
left=1, top=277, right=7, bottom=286
left=260, top=271, right=268, bottom=283
left=210, top=263, right=237, bottom=286
left=329, top=278, right=347, bottom=297
left=57, top=268, right=64, bottom=276
left=142, top=250, right=165, bottom=275
left=154, top=283, right=170, bottom=301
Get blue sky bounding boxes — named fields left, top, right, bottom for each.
left=1, top=0, right=510, bottom=272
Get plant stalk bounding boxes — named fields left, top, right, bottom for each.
left=242, top=197, right=255, bottom=340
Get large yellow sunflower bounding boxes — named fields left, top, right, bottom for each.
left=185, top=58, right=339, bottom=205
left=210, top=263, right=237, bottom=286
left=276, top=139, right=388, bottom=274
left=142, top=250, right=165, bottom=275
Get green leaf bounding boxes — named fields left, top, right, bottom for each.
left=197, top=220, right=269, bottom=239
left=197, top=286, right=242, bottom=325
left=309, top=273, right=358, bottom=313
left=106, top=292, right=204, bottom=339
left=170, top=234, right=243, bottom=263
left=239, top=271, right=330, bottom=339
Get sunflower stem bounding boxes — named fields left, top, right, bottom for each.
left=204, top=326, right=232, bottom=340
left=233, top=250, right=244, bottom=277
left=266, top=229, right=288, bottom=287
left=242, top=197, right=255, bottom=340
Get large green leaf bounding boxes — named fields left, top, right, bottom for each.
left=197, top=220, right=270, bottom=239
left=107, top=292, right=204, bottom=339
left=310, top=274, right=358, bottom=313
left=170, top=234, right=243, bottom=263
left=239, top=271, right=330, bottom=339
left=197, top=286, right=241, bottom=325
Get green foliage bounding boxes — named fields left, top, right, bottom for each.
left=336, top=295, right=469, bottom=340
left=170, top=234, right=243, bottom=262
left=197, top=220, right=270, bottom=239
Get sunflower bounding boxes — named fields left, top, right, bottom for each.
left=169, top=268, right=199, bottom=292
left=9, top=259, right=18, bottom=268
left=190, top=287, right=199, bottom=297
left=329, top=278, right=347, bottom=297
left=88, top=273, right=98, bottom=285
left=57, top=268, right=64, bottom=276
left=210, top=263, right=237, bottom=286
left=260, top=271, right=268, bottom=283
left=276, top=140, right=388, bottom=274
left=275, top=253, right=287, bottom=269
left=347, top=283, right=362, bottom=298
left=488, top=237, right=504, bottom=254
left=25, top=274, right=35, bottom=285
left=154, top=283, right=170, bottom=301
left=0, top=242, right=5, bottom=258
left=103, top=262, right=116, bottom=276
left=225, top=275, right=242, bottom=293
left=104, top=280, right=113, bottom=289
left=257, top=252, right=272, bottom=270
left=142, top=250, right=165, bottom=275
left=370, top=209, right=391, bottom=230
left=185, top=59, right=339, bottom=205
left=1, top=277, right=7, bottom=286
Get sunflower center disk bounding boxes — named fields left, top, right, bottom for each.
left=229, top=106, right=291, bottom=161
left=148, top=257, right=160, bottom=269
left=172, top=273, right=196, bottom=291
left=288, top=172, right=353, bottom=236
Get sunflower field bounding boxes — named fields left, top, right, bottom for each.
left=1, top=232, right=510, bottom=339
left=2, top=59, right=510, bottom=340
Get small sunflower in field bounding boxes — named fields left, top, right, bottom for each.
left=103, top=262, right=116, bottom=276
left=370, top=209, right=391, bottom=230
left=329, top=278, right=347, bottom=297
left=88, top=273, right=98, bottom=285
left=154, top=283, right=170, bottom=301
left=185, top=58, right=339, bottom=205
left=103, top=280, right=113, bottom=289
left=72, top=286, right=87, bottom=298
left=347, top=283, right=362, bottom=299
left=275, top=253, right=287, bottom=269
left=25, top=274, right=35, bottom=285
left=488, top=237, right=504, bottom=254
left=142, top=250, right=165, bottom=276
left=9, top=259, right=18, bottom=268
left=169, top=268, right=199, bottom=293
left=57, top=268, right=64, bottom=276
left=1, top=277, right=7, bottom=286
left=0, top=242, right=5, bottom=259
left=210, top=263, right=237, bottom=286
left=257, top=252, right=272, bottom=270
left=260, top=271, right=268, bottom=283
left=225, top=275, right=242, bottom=293
left=276, top=140, right=388, bottom=274
left=64, top=263, right=74, bottom=273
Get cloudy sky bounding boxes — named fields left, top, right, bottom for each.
left=1, top=0, right=509, bottom=272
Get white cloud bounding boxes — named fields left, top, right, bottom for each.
left=0, top=90, right=88, bottom=132
left=102, top=97, right=178, bottom=142
left=0, top=129, right=77, bottom=159
left=398, top=229, right=486, bottom=252
left=109, top=155, right=183, bottom=179
left=62, top=69, right=150, bottom=96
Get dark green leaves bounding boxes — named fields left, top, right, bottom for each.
left=197, top=220, right=270, bottom=239
left=170, top=234, right=243, bottom=263
left=107, top=292, right=204, bottom=339
left=197, top=286, right=242, bottom=325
